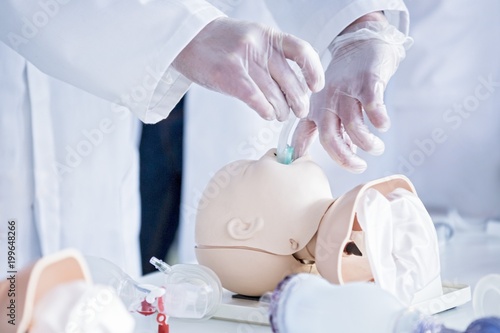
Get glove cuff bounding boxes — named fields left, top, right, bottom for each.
left=329, top=21, right=413, bottom=54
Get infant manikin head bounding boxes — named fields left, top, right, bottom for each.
left=195, top=149, right=439, bottom=303
left=195, top=149, right=333, bottom=296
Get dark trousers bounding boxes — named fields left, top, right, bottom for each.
left=139, top=98, right=184, bottom=274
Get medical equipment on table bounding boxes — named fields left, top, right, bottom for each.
left=267, top=273, right=500, bottom=333
left=474, top=274, right=500, bottom=318
left=149, top=256, right=223, bottom=319
left=86, top=256, right=223, bottom=321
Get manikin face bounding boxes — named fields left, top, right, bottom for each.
left=195, top=149, right=334, bottom=295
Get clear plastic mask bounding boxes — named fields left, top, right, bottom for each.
left=85, top=256, right=222, bottom=320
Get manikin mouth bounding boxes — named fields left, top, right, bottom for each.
left=344, top=241, right=363, bottom=256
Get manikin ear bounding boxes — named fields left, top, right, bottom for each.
left=226, top=217, right=264, bottom=240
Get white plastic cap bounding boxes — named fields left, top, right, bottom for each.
left=473, top=274, right=500, bottom=317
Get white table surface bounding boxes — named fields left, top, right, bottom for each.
left=137, top=226, right=500, bottom=333
left=434, top=225, right=500, bottom=330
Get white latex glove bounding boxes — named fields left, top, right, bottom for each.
left=173, top=17, right=325, bottom=121
left=292, top=13, right=413, bottom=172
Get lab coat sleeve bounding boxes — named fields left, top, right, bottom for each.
left=0, top=0, right=225, bottom=123
left=263, top=0, right=409, bottom=59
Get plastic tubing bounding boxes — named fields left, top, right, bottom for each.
left=276, top=114, right=296, bottom=164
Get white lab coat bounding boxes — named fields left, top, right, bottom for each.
left=0, top=0, right=225, bottom=278
left=383, top=0, right=500, bottom=219
left=179, top=0, right=410, bottom=263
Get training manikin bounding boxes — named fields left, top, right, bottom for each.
left=0, top=250, right=134, bottom=333
left=195, top=149, right=442, bottom=306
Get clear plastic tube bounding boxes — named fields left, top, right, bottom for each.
left=276, top=114, right=296, bottom=164
left=150, top=256, right=172, bottom=274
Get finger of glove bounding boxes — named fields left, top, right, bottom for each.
left=268, top=53, right=310, bottom=118
left=355, top=40, right=401, bottom=132
left=282, top=34, right=325, bottom=92
left=316, top=111, right=367, bottom=173
left=335, top=93, right=385, bottom=156
left=230, top=71, right=277, bottom=120
left=249, top=65, right=291, bottom=121
left=358, top=78, right=391, bottom=132
left=291, top=118, right=318, bottom=159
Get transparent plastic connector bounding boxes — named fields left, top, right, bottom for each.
left=150, top=257, right=223, bottom=320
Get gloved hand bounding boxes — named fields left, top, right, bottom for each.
left=172, top=17, right=325, bottom=121
left=292, top=13, right=413, bottom=173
